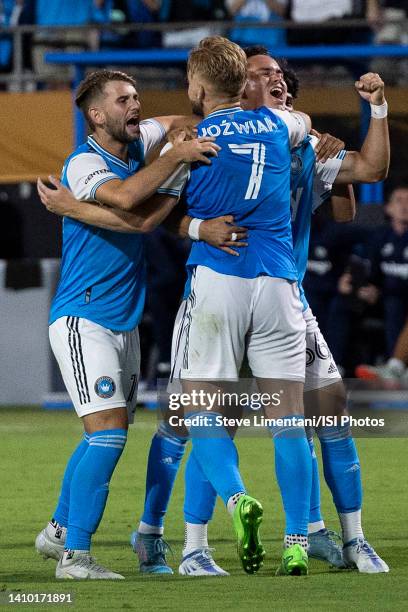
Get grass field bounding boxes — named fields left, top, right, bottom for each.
left=1, top=406, right=407, bottom=611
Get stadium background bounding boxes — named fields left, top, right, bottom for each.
left=1, top=1, right=408, bottom=609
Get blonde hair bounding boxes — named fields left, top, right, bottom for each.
left=187, top=36, right=247, bottom=99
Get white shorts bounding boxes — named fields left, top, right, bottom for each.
left=303, top=307, right=341, bottom=392
left=170, top=266, right=306, bottom=382
left=49, top=316, right=140, bottom=420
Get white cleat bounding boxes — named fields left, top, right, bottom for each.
left=179, top=548, right=229, bottom=577
left=343, top=538, right=389, bottom=573
left=56, top=550, right=125, bottom=580
left=35, top=523, right=66, bottom=561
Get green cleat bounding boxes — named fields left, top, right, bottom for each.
left=233, top=495, right=265, bottom=574
left=276, top=544, right=308, bottom=576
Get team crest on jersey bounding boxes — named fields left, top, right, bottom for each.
left=94, top=376, right=116, bottom=399
left=291, top=153, right=303, bottom=176
left=381, top=242, right=394, bottom=256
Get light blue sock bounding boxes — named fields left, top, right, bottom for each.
left=184, top=450, right=217, bottom=524
left=316, top=425, right=362, bottom=513
left=53, top=433, right=90, bottom=527
left=188, top=412, right=246, bottom=505
left=307, top=433, right=323, bottom=525
left=65, top=429, right=127, bottom=551
left=140, top=425, right=187, bottom=528
left=270, top=415, right=312, bottom=536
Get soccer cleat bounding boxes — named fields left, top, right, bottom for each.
left=343, top=538, right=389, bottom=573
left=35, top=523, right=66, bottom=561
left=308, top=529, right=346, bottom=568
left=233, top=494, right=265, bottom=574
left=276, top=544, right=308, bottom=576
left=56, top=550, right=124, bottom=580
left=130, top=531, right=173, bottom=575
left=355, top=363, right=405, bottom=389
left=179, top=548, right=229, bottom=577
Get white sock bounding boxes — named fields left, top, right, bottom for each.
left=339, top=510, right=364, bottom=542
left=284, top=534, right=309, bottom=551
left=138, top=521, right=164, bottom=535
left=183, top=522, right=209, bottom=556
left=227, top=492, right=245, bottom=516
left=62, top=549, right=89, bottom=562
left=388, top=358, right=405, bottom=374
left=308, top=520, right=325, bottom=535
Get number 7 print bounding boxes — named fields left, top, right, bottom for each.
left=228, top=142, right=266, bottom=200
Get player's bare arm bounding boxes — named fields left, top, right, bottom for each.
left=151, top=114, right=201, bottom=134
left=334, top=73, right=390, bottom=184
left=311, top=129, right=345, bottom=164
left=330, top=184, right=356, bottom=222
left=167, top=209, right=248, bottom=257
left=95, top=133, right=220, bottom=212
left=37, top=176, right=179, bottom=234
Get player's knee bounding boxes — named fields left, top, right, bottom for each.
left=305, top=380, right=347, bottom=419
left=83, top=407, right=129, bottom=433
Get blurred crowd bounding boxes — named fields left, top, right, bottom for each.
left=1, top=1, right=408, bottom=80
left=303, top=185, right=408, bottom=378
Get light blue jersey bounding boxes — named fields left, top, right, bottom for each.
left=290, top=135, right=345, bottom=310
left=186, top=106, right=307, bottom=280
left=50, top=120, right=166, bottom=331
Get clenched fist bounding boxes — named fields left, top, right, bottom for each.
left=355, top=72, right=385, bottom=106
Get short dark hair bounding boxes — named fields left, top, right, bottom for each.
left=243, top=45, right=269, bottom=59
left=75, top=69, right=137, bottom=130
left=277, top=59, right=300, bottom=99
left=243, top=46, right=300, bottom=99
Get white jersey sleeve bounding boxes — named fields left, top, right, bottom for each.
left=271, top=109, right=308, bottom=148
left=310, top=134, right=346, bottom=185
left=140, top=118, right=167, bottom=157
left=65, top=153, right=119, bottom=201
left=312, top=175, right=333, bottom=213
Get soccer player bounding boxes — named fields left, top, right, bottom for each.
left=34, top=68, right=221, bottom=580
left=239, top=48, right=389, bottom=573
left=166, top=35, right=315, bottom=576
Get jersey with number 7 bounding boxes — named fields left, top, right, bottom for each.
left=186, top=105, right=307, bottom=280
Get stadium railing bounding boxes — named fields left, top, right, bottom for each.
left=2, top=19, right=407, bottom=203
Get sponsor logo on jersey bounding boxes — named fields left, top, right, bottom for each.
left=94, top=376, right=116, bottom=399
left=84, top=168, right=111, bottom=184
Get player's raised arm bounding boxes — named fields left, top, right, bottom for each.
left=334, top=73, right=390, bottom=184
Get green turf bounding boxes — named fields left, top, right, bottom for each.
left=1, top=407, right=407, bottom=611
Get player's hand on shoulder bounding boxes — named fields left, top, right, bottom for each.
left=200, top=215, right=248, bottom=257
left=37, top=176, right=78, bottom=216
left=167, top=126, right=197, bottom=143
left=355, top=73, right=385, bottom=105
left=311, top=129, right=345, bottom=163
left=168, top=130, right=221, bottom=165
